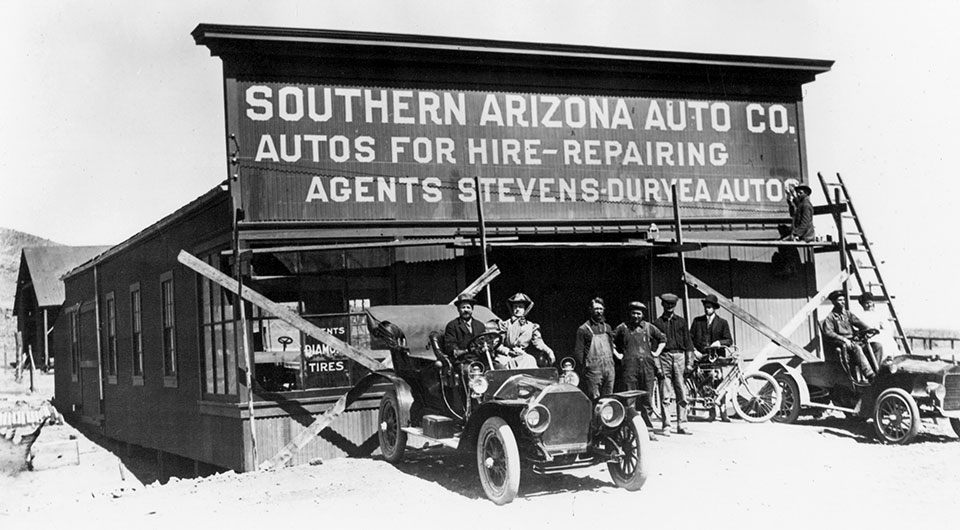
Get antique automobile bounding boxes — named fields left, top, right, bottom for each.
left=362, top=304, right=650, bottom=505
left=772, top=329, right=960, bottom=444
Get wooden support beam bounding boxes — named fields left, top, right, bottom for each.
left=178, top=250, right=385, bottom=372
left=451, top=265, right=500, bottom=304
left=682, top=271, right=814, bottom=362
left=258, top=375, right=379, bottom=470
left=744, top=269, right=851, bottom=372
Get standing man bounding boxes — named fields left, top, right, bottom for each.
left=614, top=301, right=666, bottom=439
left=786, top=183, right=815, bottom=242
left=690, top=294, right=733, bottom=358
left=822, top=290, right=877, bottom=382
left=574, top=297, right=619, bottom=399
left=443, top=293, right=487, bottom=359
left=653, top=293, right=695, bottom=435
left=496, top=293, right=554, bottom=369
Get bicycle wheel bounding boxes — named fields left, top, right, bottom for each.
left=732, top=371, right=782, bottom=423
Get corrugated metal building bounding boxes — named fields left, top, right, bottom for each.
left=55, top=25, right=833, bottom=472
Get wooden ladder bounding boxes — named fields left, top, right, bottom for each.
left=817, top=172, right=911, bottom=354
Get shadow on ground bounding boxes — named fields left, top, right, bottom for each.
left=372, top=447, right=612, bottom=501
left=792, top=414, right=958, bottom=444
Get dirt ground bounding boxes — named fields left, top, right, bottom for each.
left=2, top=367, right=959, bottom=528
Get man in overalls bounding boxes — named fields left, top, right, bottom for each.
left=653, top=293, right=695, bottom=435
left=573, top=297, right=619, bottom=399
left=614, top=301, right=666, bottom=440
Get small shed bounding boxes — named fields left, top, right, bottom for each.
left=14, top=246, right=110, bottom=368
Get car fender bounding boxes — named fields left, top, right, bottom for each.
left=358, top=371, right=416, bottom=429
left=759, top=361, right=810, bottom=406
left=604, top=390, right=644, bottom=412
left=458, top=400, right=526, bottom=452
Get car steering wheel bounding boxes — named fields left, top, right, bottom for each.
left=469, top=331, right=503, bottom=356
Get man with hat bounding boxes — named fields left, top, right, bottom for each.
left=573, top=297, right=619, bottom=399
left=822, top=290, right=877, bottom=382
left=614, top=301, right=666, bottom=438
left=653, top=293, right=696, bottom=435
left=690, top=294, right=733, bottom=357
left=495, top=293, right=554, bottom=369
left=785, top=182, right=815, bottom=242
left=443, top=293, right=487, bottom=360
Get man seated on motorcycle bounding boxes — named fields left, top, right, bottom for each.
left=821, top=290, right=878, bottom=383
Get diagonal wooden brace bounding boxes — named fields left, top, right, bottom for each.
left=682, top=271, right=815, bottom=363
left=743, top=269, right=851, bottom=372
left=178, top=251, right=386, bottom=372
left=450, top=265, right=500, bottom=304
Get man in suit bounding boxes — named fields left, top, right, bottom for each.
left=443, top=293, right=487, bottom=359
left=690, top=294, right=734, bottom=358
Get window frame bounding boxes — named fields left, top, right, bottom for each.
left=104, top=291, right=117, bottom=384
left=130, top=283, right=144, bottom=386
left=160, top=271, right=178, bottom=388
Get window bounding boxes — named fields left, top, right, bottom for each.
left=199, top=255, right=238, bottom=396
left=105, top=292, right=117, bottom=383
left=69, top=309, right=80, bottom=382
left=161, top=272, right=177, bottom=387
left=130, top=283, right=143, bottom=385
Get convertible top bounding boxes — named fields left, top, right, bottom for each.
left=366, top=304, right=499, bottom=360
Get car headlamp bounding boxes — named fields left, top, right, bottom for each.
left=595, top=398, right=626, bottom=428
left=469, top=374, right=489, bottom=396
left=524, top=404, right=551, bottom=434
left=927, top=382, right=946, bottom=404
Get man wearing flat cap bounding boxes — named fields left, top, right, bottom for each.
left=690, top=294, right=733, bottom=357
left=614, top=301, right=666, bottom=437
left=443, top=293, right=487, bottom=360
left=822, top=290, right=877, bottom=382
left=653, top=293, right=695, bottom=434
left=785, top=183, right=815, bottom=242
left=496, top=293, right=554, bottom=369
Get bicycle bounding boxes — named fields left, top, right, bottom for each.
left=685, top=345, right=783, bottom=423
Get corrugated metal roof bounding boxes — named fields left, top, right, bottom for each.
left=19, top=245, right=112, bottom=307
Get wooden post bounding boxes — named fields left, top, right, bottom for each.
left=43, top=309, right=50, bottom=371
left=835, top=188, right=849, bottom=304
left=474, top=173, right=492, bottom=307
left=28, top=345, right=35, bottom=393
left=672, top=185, right=691, bottom=321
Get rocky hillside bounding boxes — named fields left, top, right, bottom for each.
left=0, top=227, right=61, bottom=360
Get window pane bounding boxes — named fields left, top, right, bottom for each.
left=214, top=323, right=225, bottom=393
left=204, top=326, right=214, bottom=393
left=225, top=321, right=236, bottom=395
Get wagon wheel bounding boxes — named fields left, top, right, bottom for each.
left=732, top=371, right=782, bottom=423
left=773, top=373, right=801, bottom=424
left=873, top=388, right=920, bottom=444
left=378, top=389, right=406, bottom=463
left=607, top=413, right=650, bottom=491
left=476, top=416, right=520, bottom=505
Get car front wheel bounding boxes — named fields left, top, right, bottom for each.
left=476, top=416, right=520, bottom=505
left=873, top=387, right=920, bottom=444
left=606, top=413, right=650, bottom=491
left=378, top=389, right=407, bottom=463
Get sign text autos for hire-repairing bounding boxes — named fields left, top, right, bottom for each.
left=236, top=84, right=803, bottom=219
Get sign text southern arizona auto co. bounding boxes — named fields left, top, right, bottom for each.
left=234, top=84, right=802, bottom=222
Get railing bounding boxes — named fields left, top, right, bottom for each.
left=906, top=335, right=958, bottom=351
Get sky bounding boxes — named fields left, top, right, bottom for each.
left=1, top=0, right=958, bottom=329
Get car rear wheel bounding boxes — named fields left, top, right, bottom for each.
left=873, top=388, right=920, bottom=444
left=607, top=413, right=650, bottom=491
left=476, top=416, right=520, bottom=505
left=773, top=373, right=801, bottom=424
left=378, top=389, right=406, bottom=463
left=733, top=372, right=782, bottom=423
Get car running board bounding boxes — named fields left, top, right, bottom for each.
left=401, top=427, right=460, bottom=450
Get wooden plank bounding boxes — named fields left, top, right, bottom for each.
left=682, top=271, right=814, bottom=362
left=258, top=373, right=378, bottom=470
left=744, top=269, right=851, bottom=371
left=178, top=251, right=386, bottom=372
left=450, top=265, right=500, bottom=304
